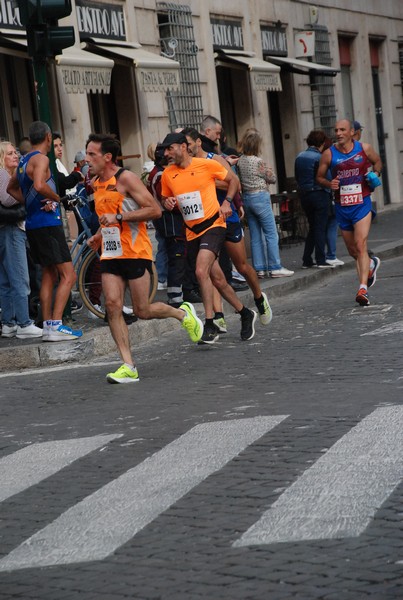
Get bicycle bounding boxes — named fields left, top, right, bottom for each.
left=62, top=192, right=158, bottom=319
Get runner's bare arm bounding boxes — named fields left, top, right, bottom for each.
left=160, top=195, right=177, bottom=211
left=99, top=170, right=162, bottom=226
left=362, top=143, right=382, bottom=175
left=87, top=231, right=102, bottom=251
left=317, top=149, right=338, bottom=190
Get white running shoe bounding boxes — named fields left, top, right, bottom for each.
left=16, top=323, right=43, bottom=339
left=1, top=324, right=17, bottom=338
left=46, top=324, right=82, bottom=342
left=326, top=258, right=344, bottom=266
left=256, top=292, right=273, bottom=325
left=269, top=267, right=294, bottom=277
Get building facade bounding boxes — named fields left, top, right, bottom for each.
left=0, top=0, right=402, bottom=208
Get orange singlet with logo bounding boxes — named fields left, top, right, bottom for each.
left=92, top=172, right=152, bottom=261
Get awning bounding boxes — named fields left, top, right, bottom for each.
left=55, top=47, right=114, bottom=94
left=266, top=55, right=339, bottom=76
left=215, top=49, right=282, bottom=92
left=0, top=30, right=28, bottom=57
left=84, top=41, right=181, bottom=92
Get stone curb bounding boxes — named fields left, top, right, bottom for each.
left=1, top=240, right=402, bottom=373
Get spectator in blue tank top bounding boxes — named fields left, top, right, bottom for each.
left=7, top=121, right=82, bottom=342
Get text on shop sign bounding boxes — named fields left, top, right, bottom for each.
left=210, top=18, right=243, bottom=50
left=76, top=0, right=125, bottom=40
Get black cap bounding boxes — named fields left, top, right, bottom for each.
left=353, top=120, right=363, bottom=132
left=159, top=132, right=188, bottom=148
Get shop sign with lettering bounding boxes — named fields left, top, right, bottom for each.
left=261, top=25, right=287, bottom=57
left=57, top=65, right=112, bottom=94
left=138, top=68, right=180, bottom=93
left=252, top=71, right=282, bottom=92
left=0, top=0, right=24, bottom=30
left=76, top=0, right=126, bottom=41
left=210, top=17, right=243, bottom=50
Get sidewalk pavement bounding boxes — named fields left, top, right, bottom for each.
left=1, top=204, right=402, bottom=373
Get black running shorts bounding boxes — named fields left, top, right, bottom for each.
left=101, top=258, right=153, bottom=280
left=27, top=225, right=71, bottom=267
left=186, top=226, right=226, bottom=264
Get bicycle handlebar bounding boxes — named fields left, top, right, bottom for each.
left=60, top=193, right=85, bottom=208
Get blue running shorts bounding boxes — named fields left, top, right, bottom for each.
left=335, top=196, right=376, bottom=231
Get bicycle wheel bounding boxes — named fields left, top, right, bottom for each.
left=78, top=252, right=158, bottom=319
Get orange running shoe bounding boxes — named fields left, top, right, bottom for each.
left=356, top=287, right=370, bottom=306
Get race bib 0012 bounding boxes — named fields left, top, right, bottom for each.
left=176, top=191, right=204, bottom=221
left=340, top=183, right=363, bottom=206
left=101, top=227, right=123, bottom=258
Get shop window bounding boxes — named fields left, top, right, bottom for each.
left=339, top=36, right=354, bottom=122
left=308, top=25, right=337, bottom=138
left=0, top=54, right=36, bottom=143
left=157, top=2, right=203, bottom=130
left=399, top=43, right=403, bottom=93
left=88, top=80, right=119, bottom=136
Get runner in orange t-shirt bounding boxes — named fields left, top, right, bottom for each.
left=160, top=132, right=257, bottom=344
left=86, top=133, right=203, bottom=383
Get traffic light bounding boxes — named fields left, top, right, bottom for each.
left=17, top=0, right=75, bottom=58
left=18, top=1, right=73, bottom=26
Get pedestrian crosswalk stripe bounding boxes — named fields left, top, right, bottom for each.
left=233, top=406, right=403, bottom=547
left=0, top=416, right=286, bottom=571
left=0, top=434, right=122, bottom=503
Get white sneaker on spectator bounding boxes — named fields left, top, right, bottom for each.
left=326, top=258, right=344, bottom=266
left=157, top=281, right=167, bottom=290
left=16, top=323, right=43, bottom=339
left=270, top=267, right=294, bottom=277
left=122, top=305, right=133, bottom=315
left=231, top=270, right=246, bottom=282
left=1, top=324, right=17, bottom=338
left=88, top=304, right=104, bottom=319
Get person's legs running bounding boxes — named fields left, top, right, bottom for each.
left=352, top=213, right=372, bottom=286
left=195, top=247, right=218, bottom=319
left=340, top=212, right=372, bottom=306
left=226, top=238, right=260, bottom=298
left=102, top=272, right=132, bottom=365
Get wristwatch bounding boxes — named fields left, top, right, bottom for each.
left=225, top=196, right=232, bottom=203
left=116, top=213, right=123, bottom=223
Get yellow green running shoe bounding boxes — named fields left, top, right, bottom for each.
left=180, top=302, right=203, bottom=342
left=106, top=364, right=139, bottom=384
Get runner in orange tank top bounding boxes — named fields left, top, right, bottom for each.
left=92, top=172, right=152, bottom=261
left=86, top=133, right=203, bottom=383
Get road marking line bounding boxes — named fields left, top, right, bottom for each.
left=361, top=321, right=403, bottom=336
left=0, top=416, right=286, bottom=571
left=0, top=360, right=121, bottom=379
left=0, top=434, right=122, bottom=503
left=234, top=406, right=403, bottom=547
